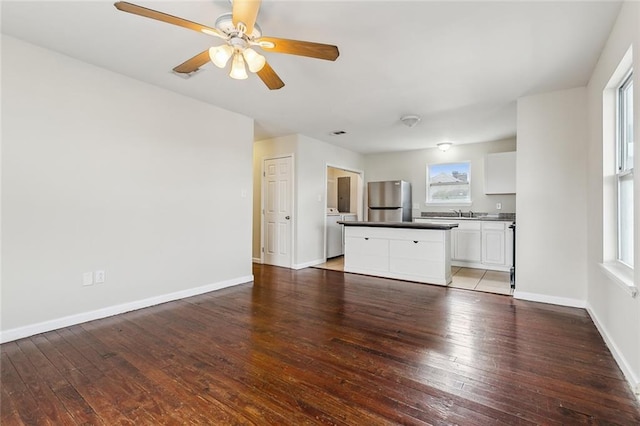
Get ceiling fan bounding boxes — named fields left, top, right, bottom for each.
left=114, top=1, right=340, bottom=90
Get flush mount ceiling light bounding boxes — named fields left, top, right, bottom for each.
left=400, top=115, right=421, bottom=128
left=114, top=1, right=340, bottom=90
left=437, top=142, right=453, bottom=152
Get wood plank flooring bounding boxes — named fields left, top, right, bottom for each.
left=2, top=264, right=639, bottom=425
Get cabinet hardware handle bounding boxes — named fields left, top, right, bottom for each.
left=364, top=237, right=369, bottom=240
left=285, top=216, right=290, bottom=220
left=413, top=240, right=419, bottom=243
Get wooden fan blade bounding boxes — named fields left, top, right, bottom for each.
left=114, top=2, right=226, bottom=39
left=232, top=0, right=261, bottom=35
left=256, top=62, right=285, bottom=90
left=173, top=50, right=211, bottom=74
left=257, top=37, right=339, bottom=61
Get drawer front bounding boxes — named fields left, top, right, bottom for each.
left=345, top=226, right=444, bottom=242
left=389, top=240, right=444, bottom=261
left=390, top=229, right=444, bottom=242
left=345, top=237, right=388, bottom=257
left=457, top=221, right=481, bottom=231
left=482, top=221, right=508, bottom=231
left=344, top=237, right=389, bottom=272
left=345, top=226, right=393, bottom=239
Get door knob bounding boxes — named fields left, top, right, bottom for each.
left=285, top=216, right=290, bottom=220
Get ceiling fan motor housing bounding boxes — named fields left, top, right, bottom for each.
left=215, top=12, right=262, bottom=39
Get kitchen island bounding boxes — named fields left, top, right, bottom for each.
left=339, top=221, right=458, bottom=286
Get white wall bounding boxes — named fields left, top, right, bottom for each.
left=253, top=135, right=364, bottom=267
left=1, top=36, right=254, bottom=341
left=364, top=138, right=517, bottom=216
left=585, top=1, right=640, bottom=392
left=515, top=87, right=588, bottom=305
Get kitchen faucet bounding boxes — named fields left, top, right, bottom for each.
left=450, top=209, right=463, bottom=217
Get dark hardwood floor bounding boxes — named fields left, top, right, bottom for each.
left=2, top=264, right=639, bottom=425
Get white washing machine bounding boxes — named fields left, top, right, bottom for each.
left=326, top=212, right=357, bottom=258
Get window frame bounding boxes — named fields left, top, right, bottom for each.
left=616, top=71, right=633, bottom=268
left=425, top=161, right=472, bottom=206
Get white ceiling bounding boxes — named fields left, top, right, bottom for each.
left=1, top=1, right=621, bottom=153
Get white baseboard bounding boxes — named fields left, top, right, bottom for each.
left=0, top=274, right=253, bottom=344
left=587, top=303, right=640, bottom=395
left=293, top=258, right=325, bottom=270
left=252, top=257, right=262, bottom=264
left=513, top=291, right=586, bottom=308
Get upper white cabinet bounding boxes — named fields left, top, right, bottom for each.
left=484, top=151, right=516, bottom=194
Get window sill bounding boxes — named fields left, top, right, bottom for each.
left=599, top=262, right=636, bottom=297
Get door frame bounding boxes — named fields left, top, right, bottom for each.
left=260, top=154, right=295, bottom=268
left=324, top=163, right=365, bottom=261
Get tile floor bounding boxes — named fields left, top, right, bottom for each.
left=449, top=266, right=513, bottom=295
left=313, top=257, right=513, bottom=296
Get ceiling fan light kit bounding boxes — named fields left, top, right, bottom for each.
left=113, top=1, right=340, bottom=90
left=209, top=44, right=234, bottom=68
left=242, top=47, right=266, bottom=73
left=229, top=52, right=249, bottom=80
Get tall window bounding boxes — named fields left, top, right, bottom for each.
left=617, top=72, right=633, bottom=267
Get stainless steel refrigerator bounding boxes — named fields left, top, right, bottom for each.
left=367, top=180, right=412, bottom=222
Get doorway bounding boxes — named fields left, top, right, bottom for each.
left=324, top=165, right=364, bottom=262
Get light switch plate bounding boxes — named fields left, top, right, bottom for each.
left=82, top=272, right=93, bottom=286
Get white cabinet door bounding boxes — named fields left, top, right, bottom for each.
left=453, top=222, right=481, bottom=262
left=455, top=230, right=481, bottom=262
left=482, top=229, right=506, bottom=265
left=344, top=237, right=389, bottom=272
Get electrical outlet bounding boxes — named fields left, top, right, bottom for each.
left=82, top=272, right=93, bottom=286
left=95, top=270, right=105, bottom=284
left=496, top=202, right=502, bottom=210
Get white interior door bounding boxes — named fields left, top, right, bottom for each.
left=263, top=156, right=293, bottom=268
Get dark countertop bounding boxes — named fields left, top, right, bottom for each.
left=414, top=216, right=515, bottom=223
left=338, top=221, right=458, bottom=230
